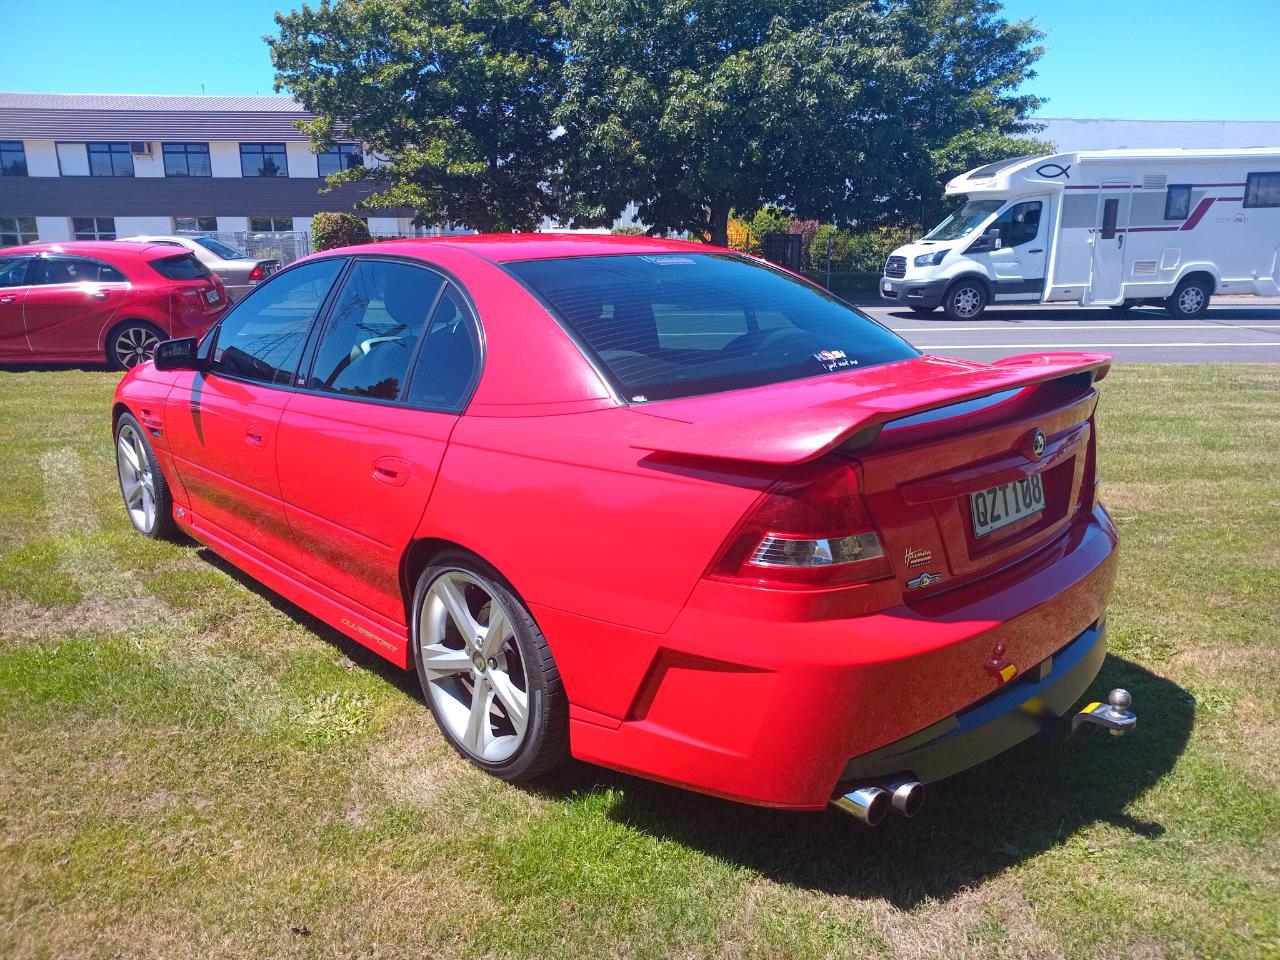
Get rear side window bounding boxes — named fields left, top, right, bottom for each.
left=1244, top=172, right=1280, bottom=208
left=208, top=258, right=344, bottom=386
left=306, top=259, right=445, bottom=400
left=149, top=253, right=211, bottom=280
left=506, top=253, right=917, bottom=402
left=406, top=287, right=479, bottom=409
left=35, top=256, right=126, bottom=284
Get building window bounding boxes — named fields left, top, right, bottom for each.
left=163, top=143, right=212, bottom=177
left=240, top=143, right=288, bottom=178
left=1164, top=185, right=1192, bottom=221
left=0, top=216, right=38, bottom=246
left=317, top=143, right=362, bottom=177
left=249, top=216, right=293, bottom=232
left=72, top=217, right=116, bottom=241
left=1244, top=172, right=1280, bottom=209
left=175, top=216, right=218, bottom=233
left=87, top=142, right=134, bottom=177
left=0, top=141, right=26, bottom=176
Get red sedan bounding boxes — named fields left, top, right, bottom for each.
left=112, top=235, right=1130, bottom=822
left=0, top=241, right=227, bottom=368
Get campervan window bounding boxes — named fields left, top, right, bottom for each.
left=924, top=200, right=1004, bottom=241
left=1244, top=172, right=1280, bottom=208
left=1164, top=185, right=1192, bottom=220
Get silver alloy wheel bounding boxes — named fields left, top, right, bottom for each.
left=419, top=570, right=530, bottom=763
left=114, top=326, right=160, bottom=368
left=1178, top=285, right=1206, bottom=315
left=951, top=286, right=983, bottom=318
left=116, top=422, right=157, bottom=533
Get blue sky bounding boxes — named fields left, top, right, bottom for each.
left=2, top=0, right=1276, bottom=121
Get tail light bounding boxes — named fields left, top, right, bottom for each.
left=708, top=460, right=891, bottom=589
left=1081, top=415, right=1101, bottom=510
left=247, top=264, right=264, bottom=282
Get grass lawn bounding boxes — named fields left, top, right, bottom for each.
left=1, top=364, right=1277, bottom=959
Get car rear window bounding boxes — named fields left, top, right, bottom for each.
left=506, top=253, right=918, bottom=402
left=149, top=253, right=211, bottom=280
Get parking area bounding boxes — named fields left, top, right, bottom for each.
left=859, top=298, right=1280, bottom=362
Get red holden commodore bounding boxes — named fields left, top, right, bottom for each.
left=0, top=241, right=227, bottom=368
left=112, top=235, right=1133, bottom=824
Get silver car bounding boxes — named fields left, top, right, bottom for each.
left=119, top=236, right=280, bottom=301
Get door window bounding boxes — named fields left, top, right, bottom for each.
left=306, top=259, right=445, bottom=400
left=207, top=258, right=345, bottom=386
left=33, top=256, right=127, bottom=284
left=406, top=287, right=479, bottom=409
left=990, top=201, right=1043, bottom=249
left=1100, top=199, right=1119, bottom=240
left=0, top=256, right=32, bottom=287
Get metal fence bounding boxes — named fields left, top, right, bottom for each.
left=178, top=231, right=313, bottom=265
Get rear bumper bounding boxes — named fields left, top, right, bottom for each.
left=564, top=506, right=1119, bottom=810
left=880, top=276, right=947, bottom=306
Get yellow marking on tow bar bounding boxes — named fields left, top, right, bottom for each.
left=999, top=663, right=1018, bottom=683
left=1081, top=701, right=1103, bottom=714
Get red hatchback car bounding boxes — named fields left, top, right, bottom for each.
left=112, top=235, right=1131, bottom=823
left=0, top=241, right=227, bottom=368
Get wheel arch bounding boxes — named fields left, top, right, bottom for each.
left=1173, top=265, right=1219, bottom=293
left=943, top=272, right=993, bottom=298
left=399, top=537, right=531, bottom=642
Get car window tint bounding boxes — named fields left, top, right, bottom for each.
left=149, top=254, right=211, bottom=280
left=307, top=260, right=445, bottom=400
left=406, top=287, right=478, bottom=409
left=507, top=253, right=916, bottom=402
left=36, top=257, right=127, bottom=284
left=209, top=258, right=344, bottom=386
left=0, top=256, right=31, bottom=287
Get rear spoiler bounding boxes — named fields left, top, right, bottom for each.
left=628, top=353, right=1112, bottom=465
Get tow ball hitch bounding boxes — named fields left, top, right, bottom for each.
left=1071, top=688, right=1137, bottom=737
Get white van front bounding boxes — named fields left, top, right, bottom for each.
left=880, top=195, right=1051, bottom=320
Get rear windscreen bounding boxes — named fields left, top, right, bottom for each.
left=149, top=254, right=211, bottom=280
left=506, top=253, right=918, bottom=402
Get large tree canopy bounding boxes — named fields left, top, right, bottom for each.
left=270, top=0, right=563, bottom=232
left=269, top=0, right=1047, bottom=239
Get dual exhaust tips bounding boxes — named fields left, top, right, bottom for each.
left=831, top=777, right=923, bottom=825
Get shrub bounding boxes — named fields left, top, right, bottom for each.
left=311, top=212, right=372, bottom=252
left=610, top=225, right=646, bottom=236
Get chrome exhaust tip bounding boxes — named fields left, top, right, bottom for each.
left=831, top=786, right=889, bottom=826
left=885, top=777, right=924, bottom=817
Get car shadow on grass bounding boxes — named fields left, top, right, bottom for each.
left=534, top=655, right=1191, bottom=908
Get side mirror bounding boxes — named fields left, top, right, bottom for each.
left=153, top=337, right=200, bottom=371
left=966, top=229, right=1003, bottom=254
left=987, top=228, right=1003, bottom=250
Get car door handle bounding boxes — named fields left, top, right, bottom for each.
left=372, top=456, right=411, bottom=487
left=1027, top=248, right=1043, bottom=253
left=245, top=429, right=266, bottom=447
left=90, top=290, right=109, bottom=300
left=0, top=294, right=16, bottom=304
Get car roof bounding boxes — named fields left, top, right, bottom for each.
left=1, top=240, right=188, bottom=261
left=325, top=232, right=719, bottom=264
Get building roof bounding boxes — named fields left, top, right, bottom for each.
left=0, top=91, right=319, bottom=141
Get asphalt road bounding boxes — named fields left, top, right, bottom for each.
left=858, top=298, right=1280, bottom=363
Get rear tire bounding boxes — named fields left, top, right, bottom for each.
left=942, top=279, right=988, bottom=321
left=114, top=413, right=176, bottom=540
left=411, top=552, right=568, bottom=782
left=1166, top=277, right=1211, bottom=319
left=908, top=305, right=937, bottom=315
left=107, top=320, right=165, bottom=370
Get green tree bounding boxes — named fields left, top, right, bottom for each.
left=269, top=0, right=564, bottom=232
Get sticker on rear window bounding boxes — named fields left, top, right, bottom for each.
left=639, top=255, right=695, bottom=265
left=814, top=348, right=857, bottom=372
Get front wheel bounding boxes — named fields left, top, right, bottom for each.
left=114, top=413, right=175, bottom=539
left=1166, top=278, right=1211, bottom=319
left=942, top=280, right=988, bottom=321
left=108, top=320, right=165, bottom=370
left=412, top=554, right=568, bottom=782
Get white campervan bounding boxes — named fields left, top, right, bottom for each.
left=880, top=148, right=1280, bottom=320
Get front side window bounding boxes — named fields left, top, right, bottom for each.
left=249, top=216, right=293, bottom=232
left=924, top=199, right=1004, bottom=241
left=87, top=142, right=134, bottom=177
left=175, top=216, right=218, bottom=233
left=0, top=141, right=26, bottom=176
left=163, top=143, right=212, bottom=177
left=0, top=216, right=37, bottom=247
left=1244, top=172, right=1280, bottom=209
left=306, top=259, right=445, bottom=400
left=1164, top=185, right=1192, bottom=220
left=207, top=258, right=344, bottom=385
left=72, top=217, right=116, bottom=241
left=0, top=256, right=32, bottom=286
left=240, top=143, right=289, bottom=178
left=507, top=254, right=917, bottom=402
left=34, top=256, right=127, bottom=285
left=990, top=200, right=1043, bottom=249
left=317, top=143, right=363, bottom=177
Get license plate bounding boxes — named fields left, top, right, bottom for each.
left=970, top=474, right=1045, bottom=537
left=205, top=290, right=219, bottom=304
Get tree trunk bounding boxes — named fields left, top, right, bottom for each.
left=709, top=203, right=730, bottom=247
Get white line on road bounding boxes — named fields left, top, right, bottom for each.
left=917, top=342, right=1280, bottom=349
